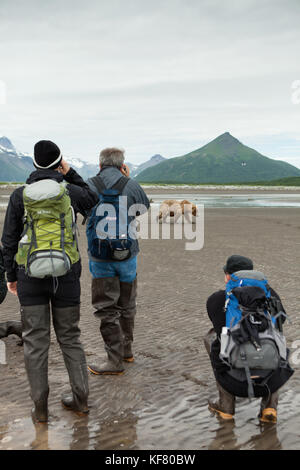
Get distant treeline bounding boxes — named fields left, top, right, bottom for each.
left=233, top=177, right=300, bottom=186
left=138, top=176, right=300, bottom=186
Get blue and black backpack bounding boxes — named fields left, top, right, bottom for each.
left=86, top=175, right=133, bottom=261
left=220, top=270, right=292, bottom=398
left=225, top=270, right=275, bottom=328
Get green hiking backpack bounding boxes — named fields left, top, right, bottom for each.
left=16, top=179, right=80, bottom=278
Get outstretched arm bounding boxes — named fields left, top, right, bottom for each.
left=63, top=167, right=99, bottom=217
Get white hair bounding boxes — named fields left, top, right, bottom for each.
left=99, top=147, right=125, bottom=168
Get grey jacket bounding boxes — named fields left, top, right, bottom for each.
left=86, top=166, right=150, bottom=261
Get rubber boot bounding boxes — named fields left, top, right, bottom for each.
left=0, top=321, right=22, bottom=340
left=52, top=305, right=89, bottom=414
left=88, top=277, right=124, bottom=375
left=118, top=279, right=137, bottom=362
left=204, top=328, right=235, bottom=420
left=259, top=391, right=279, bottom=424
left=21, top=305, right=51, bottom=423
left=88, top=313, right=124, bottom=374
left=28, top=369, right=49, bottom=423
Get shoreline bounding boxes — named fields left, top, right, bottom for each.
left=2, top=185, right=300, bottom=197
left=142, top=185, right=300, bottom=194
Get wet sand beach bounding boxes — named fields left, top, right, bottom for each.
left=0, top=189, right=299, bottom=450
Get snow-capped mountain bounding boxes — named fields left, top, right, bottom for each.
left=0, top=136, right=31, bottom=158
left=0, top=136, right=16, bottom=153
left=131, top=154, right=166, bottom=177
left=0, top=136, right=166, bottom=182
left=0, top=137, right=99, bottom=181
left=0, top=136, right=35, bottom=181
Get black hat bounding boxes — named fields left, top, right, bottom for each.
left=33, top=140, right=62, bottom=170
left=223, top=255, right=253, bottom=274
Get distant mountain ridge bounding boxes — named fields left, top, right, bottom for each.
left=131, top=154, right=166, bottom=177
left=0, top=136, right=165, bottom=182
left=2, top=133, right=299, bottom=184
left=136, top=132, right=300, bottom=183
left=0, top=136, right=35, bottom=182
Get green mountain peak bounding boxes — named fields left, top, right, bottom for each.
left=136, top=133, right=300, bottom=184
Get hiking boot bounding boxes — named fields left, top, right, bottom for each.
left=204, top=330, right=235, bottom=420
left=259, top=408, right=277, bottom=424
left=88, top=360, right=124, bottom=375
left=208, top=401, right=235, bottom=421
left=259, top=391, right=278, bottom=423
left=61, top=393, right=89, bottom=415
left=208, top=382, right=235, bottom=420
left=31, top=400, right=48, bottom=423
left=123, top=344, right=134, bottom=363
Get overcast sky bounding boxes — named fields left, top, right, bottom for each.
left=0, top=0, right=300, bottom=166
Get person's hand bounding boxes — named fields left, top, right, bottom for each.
left=57, top=159, right=70, bottom=176
left=120, top=164, right=130, bottom=178
left=7, top=281, right=17, bottom=296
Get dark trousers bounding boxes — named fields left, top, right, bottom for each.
left=16, top=263, right=81, bottom=307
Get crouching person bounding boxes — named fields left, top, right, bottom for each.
left=1, top=140, right=98, bottom=422
left=86, top=148, right=150, bottom=375
left=205, top=255, right=294, bottom=423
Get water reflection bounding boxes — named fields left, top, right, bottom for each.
left=149, top=193, right=300, bottom=208
left=208, top=419, right=282, bottom=450
left=0, top=407, right=286, bottom=450
left=88, top=412, right=138, bottom=450
left=14, top=411, right=139, bottom=450
left=208, top=420, right=239, bottom=450
left=68, top=411, right=138, bottom=450
left=248, top=423, right=282, bottom=450
left=31, top=422, right=50, bottom=450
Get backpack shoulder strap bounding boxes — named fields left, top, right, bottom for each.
left=111, top=176, right=130, bottom=194
left=91, top=176, right=107, bottom=194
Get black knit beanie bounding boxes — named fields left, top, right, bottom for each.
left=33, top=140, right=62, bottom=169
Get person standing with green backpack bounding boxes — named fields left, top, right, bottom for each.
left=1, top=140, right=98, bottom=423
